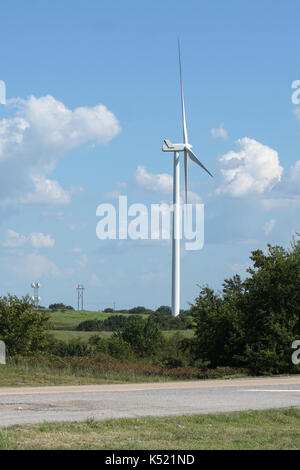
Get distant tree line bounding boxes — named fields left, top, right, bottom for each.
left=49, top=303, right=74, bottom=311
left=76, top=311, right=192, bottom=332
left=103, top=305, right=190, bottom=316
left=75, top=313, right=192, bottom=332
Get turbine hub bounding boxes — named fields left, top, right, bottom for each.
left=185, top=143, right=193, bottom=150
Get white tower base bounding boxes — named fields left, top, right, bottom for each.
left=172, top=151, right=180, bottom=317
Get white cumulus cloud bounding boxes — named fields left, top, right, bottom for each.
left=135, top=166, right=201, bottom=202
left=0, top=95, right=121, bottom=207
left=210, top=123, right=228, bottom=140
left=135, top=166, right=173, bottom=194
left=217, top=137, right=283, bottom=197
left=3, top=229, right=55, bottom=249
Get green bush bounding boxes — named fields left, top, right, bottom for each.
left=149, top=312, right=192, bottom=330
left=89, top=335, right=135, bottom=361
left=76, top=320, right=103, bottom=331
left=189, top=242, right=300, bottom=375
left=127, top=306, right=154, bottom=314
left=118, top=316, right=164, bottom=358
left=155, top=305, right=171, bottom=315
left=48, top=338, right=91, bottom=357
left=0, top=295, right=51, bottom=356
left=76, top=315, right=129, bottom=332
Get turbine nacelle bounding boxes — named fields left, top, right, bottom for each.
left=162, top=139, right=185, bottom=152
left=162, top=139, right=213, bottom=179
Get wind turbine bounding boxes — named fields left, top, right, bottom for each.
left=162, top=41, right=213, bottom=317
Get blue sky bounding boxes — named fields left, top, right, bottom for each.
left=0, top=0, right=300, bottom=310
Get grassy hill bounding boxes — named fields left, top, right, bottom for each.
left=45, top=309, right=194, bottom=343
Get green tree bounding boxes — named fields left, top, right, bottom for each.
left=190, top=286, right=242, bottom=368
left=155, top=305, right=171, bottom=315
left=235, top=244, right=300, bottom=373
left=118, top=316, right=163, bottom=357
left=190, top=242, right=300, bottom=374
left=0, top=295, right=51, bottom=356
left=128, top=306, right=152, bottom=314
left=88, top=334, right=135, bottom=360
left=76, top=319, right=103, bottom=331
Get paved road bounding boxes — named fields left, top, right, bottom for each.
left=0, top=376, right=300, bottom=426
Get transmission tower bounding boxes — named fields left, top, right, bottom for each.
left=76, top=284, right=85, bottom=311
left=31, top=282, right=40, bottom=308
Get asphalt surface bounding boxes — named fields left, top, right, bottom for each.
left=0, top=376, right=300, bottom=426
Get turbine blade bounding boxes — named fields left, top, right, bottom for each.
left=184, top=150, right=188, bottom=203
left=186, top=147, right=213, bottom=177
left=178, top=39, right=188, bottom=145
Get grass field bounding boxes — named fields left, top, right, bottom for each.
left=48, top=309, right=151, bottom=330
left=0, top=408, right=299, bottom=450
left=50, top=330, right=111, bottom=342
left=47, top=310, right=113, bottom=330
left=45, top=308, right=195, bottom=342
left=50, top=329, right=194, bottom=342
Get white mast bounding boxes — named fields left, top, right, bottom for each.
left=172, top=150, right=181, bottom=317
left=162, top=41, right=213, bottom=317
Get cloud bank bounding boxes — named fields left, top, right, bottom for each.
left=0, top=95, right=121, bottom=207
left=3, top=229, right=55, bottom=249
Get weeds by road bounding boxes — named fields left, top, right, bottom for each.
left=0, top=355, right=246, bottom=387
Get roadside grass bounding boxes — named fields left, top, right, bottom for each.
left=1, top=408, right=300, bottom=450
left=0, top=354, right=247, bottom=387
left=0, top=362, right=180, bottom=387
left=0, top=363, right=121, bottom=387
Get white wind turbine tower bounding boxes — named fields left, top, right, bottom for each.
left=162, top=41, right=213, bottom=317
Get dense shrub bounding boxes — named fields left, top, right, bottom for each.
left=48, top=338, right=91, bottom=357
left=0, top=295, right=51, bottom=356
left=89, top=335, right=135, bottom=361
left=128, top=306, right=153, bottom=314
left=77, top=313, right=192, bottom=333
left=102, top=315, right=128, bottom=331
left=76, top=315, right=129, bottom=332
left=149, top=312, right=192, bottom=330
left=189, top=242, right=300, bottom=375
left=76, top=320, right=103, bottom=331
left=155, top=306, right=171, bottom=315
left=117, top=316, right=164, bottom=358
